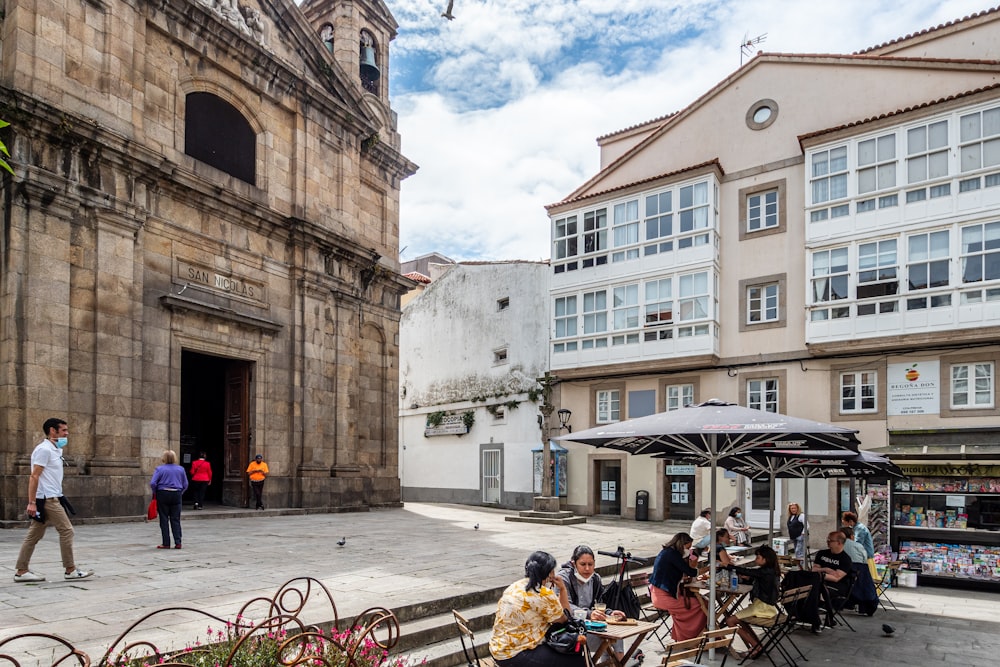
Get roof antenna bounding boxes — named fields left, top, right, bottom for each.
left=741, top=32, right=767, bottom=66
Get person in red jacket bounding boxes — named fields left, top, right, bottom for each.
left=189, top=451, right=212, bottom=510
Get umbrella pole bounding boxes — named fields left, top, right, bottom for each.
left=708, top=447, right=718, bottom=633
left=768, top=469, right=776, bottom=543
left=804, top=477, right=811, bottom=568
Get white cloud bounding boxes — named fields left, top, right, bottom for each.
left=392, top=0, right=992, bottom=261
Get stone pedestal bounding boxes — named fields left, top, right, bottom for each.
left=504, top=496, right=587, bottom=525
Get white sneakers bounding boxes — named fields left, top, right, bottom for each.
left=13, top=571, right=45, bottom=582
left=63, top=568, right=93, bottom=580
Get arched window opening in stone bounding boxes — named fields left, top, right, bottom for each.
left=320, top=23, right=334, bottom=52
left=184, top=92, right=256, bottom=185
left=359, top=30, right=380, bottom=94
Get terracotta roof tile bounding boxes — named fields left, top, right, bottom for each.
left=597, top=111, right=679, bottom=142
left=546, top=159, right=723, bottom=210
left=403, top=271, right=431, bottom=283
left=855, top=6, right=1000, bottom=55
left=798, top=82, right=1000, bottom=146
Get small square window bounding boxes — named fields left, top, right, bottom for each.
left=493, top=348, right=508, bottom=363
left=497, top=297, right=510, bottom=311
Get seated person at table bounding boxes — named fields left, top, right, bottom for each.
left=811, top=531, right=853, bottom=625
left=725, top=545, right=780, bottom=659
left=490, top=551, right=586, bottom=667
left=649, top=532, right=707, bottom=641
left=699, top=528, right=734, bottom=574
left=725, top=507, right=752, bottom=546
left=839, top=526, right=867, bottom=565
left=690, top=508, right=713, bottom=551
left=558, top=545, right=626, bottom=660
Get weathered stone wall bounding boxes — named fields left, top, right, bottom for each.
left=0, top=0, right=413, bottom=520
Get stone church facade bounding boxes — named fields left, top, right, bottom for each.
left=0, top=0, right=416, bottom=520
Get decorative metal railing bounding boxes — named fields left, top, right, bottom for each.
left=0, top=577, right=401, bottom=667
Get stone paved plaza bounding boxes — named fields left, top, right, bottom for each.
left=0, top=503, right=997, bottom=665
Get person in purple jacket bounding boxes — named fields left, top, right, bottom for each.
left=150, top=450, right=189, bottom=549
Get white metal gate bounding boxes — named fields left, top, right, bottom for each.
left=482, top=449, right=501, bottom=503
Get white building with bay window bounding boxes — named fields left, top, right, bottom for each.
left=546, top=6, right=1000, bottom=557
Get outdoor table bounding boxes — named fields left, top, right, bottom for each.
left=686, top=580, right=753, bottom=625
left=588, top=619, right=659, bottom=667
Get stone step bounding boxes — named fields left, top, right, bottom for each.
left=505, top=510, right=588, bottom=525
left=395, top=565, right=655, bottom=667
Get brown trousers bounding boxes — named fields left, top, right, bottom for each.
left=16, top=498, right=76, bottom=572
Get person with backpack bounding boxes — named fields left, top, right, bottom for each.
left=787, top=502, right=807, bottom=562
left=558, top=545, right=627, bottom=661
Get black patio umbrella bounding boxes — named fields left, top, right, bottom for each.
left=556, top=398, right=860, bottom=629
left=718, top=449, right=905, bottom=555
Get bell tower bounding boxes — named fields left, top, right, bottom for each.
left=299, top=0, right=397, bottom=103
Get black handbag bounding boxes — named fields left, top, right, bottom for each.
left=545, top=612, right=587, bottom=654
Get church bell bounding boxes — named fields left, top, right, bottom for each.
left=360, top=46, right=380, bottom=83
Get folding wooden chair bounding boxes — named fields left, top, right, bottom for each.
left=660, top=636, right=705, bottom=667
left=452, top=609, right=496, bottom=667
left=743, top=585, right=812, bottom=667
left=823, top=569, right=858, bottom=632
left=875, top=561, right=902, bottom=611
left=697, top=627, right=738, bottom=667
left=643, top=585, right=673, bottom=649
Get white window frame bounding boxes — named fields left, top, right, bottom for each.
left=747, top=189, right=778, bottom=232
left=961, top=221, right=1000, bottom=285
left=678, top=271, right=709, bottom=322
left=554, top=215, right=578, bottom=260
left=612, top=199, right=639, bottom=249
left=666, top=384, right=694, bottom=411
left=644, top=190, right=673, bottom=255
left=554, top=296, right=577, bottom=338
left=951, top=362, right=994, bottom=409
left=612, top=284, right=639, bottom=330
left=959, top=105, right=1000, bottom=173
left=810, top=145, right=848, bottom=205
left=907, top=230, right=950, bottom=291
left=583, top=207, right=608, bottom=254
left=811, top=247, right=849, bottom=304
left=857, top=133, right=897, bottom=195
left=747, top=378, right=779, bottom=413
left=596, top=389, right=621, bottom=423
left=840, top=371, right=877, bottom=414
left=644, top=278, right=672, bottom=327
left=857, top=239, right=898, bottom=300
left=906, top=120, right=949, bottom=185
left=582, top=290, right=608, bottom=334
left=747, top=282, right=779, bottom=324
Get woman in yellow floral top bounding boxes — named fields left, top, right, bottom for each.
left=489, top=551, right=586, bottom=666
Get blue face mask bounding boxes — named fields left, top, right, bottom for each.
left=736, top=512, right=742, bottom=518
left=54, top=437, right=68, bottom=449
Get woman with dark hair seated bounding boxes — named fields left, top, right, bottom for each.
left=558, top=545, right=627, bottom=661
left=648, top=532, right=707, bottom=641
left=725, top=544, right=781, bottom=659
left=489, top=550, right=586, bottom=667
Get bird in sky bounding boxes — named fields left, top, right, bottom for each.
left=337, top=536, right=346, bottom=546
left=881, top=623, right=895, bottom=636
left=474, top=523, right=479, bottom=530
left=441, top=0, right=455, bottom=20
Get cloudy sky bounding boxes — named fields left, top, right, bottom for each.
left=387, top=0, right=990, bottom=263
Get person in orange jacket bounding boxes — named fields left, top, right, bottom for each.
left=246, top=454, right=269, bottom=510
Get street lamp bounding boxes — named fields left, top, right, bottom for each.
left=557, top=408, right=572, bottom=432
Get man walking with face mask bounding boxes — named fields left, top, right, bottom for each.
left=14, top=418, right=93, bottom=582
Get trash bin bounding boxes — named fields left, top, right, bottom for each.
left=635, top=490, right=649, bottom=521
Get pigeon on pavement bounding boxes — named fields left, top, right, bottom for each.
left=336, top=537, right=346, bottom=546
left=882, top=623, right=895, bottom=636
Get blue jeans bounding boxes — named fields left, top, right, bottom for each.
left=155, top=489, right=183, bottom=546
left=694, top=534, right=711, bottom=550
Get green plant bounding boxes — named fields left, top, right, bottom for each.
left=504, top=400, right=520, bottom=411
left=107, top=622, right=416, bottom=667
left=426, top=411, right=445, bottom=428
left=461, top=410, right=475, bottom=430
left=527, top=387, right=541, bottom=403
